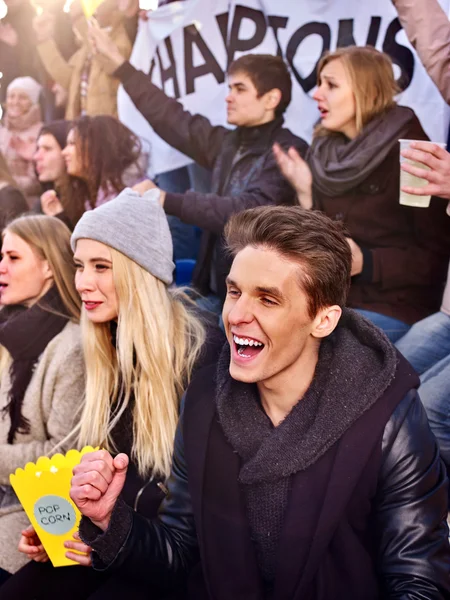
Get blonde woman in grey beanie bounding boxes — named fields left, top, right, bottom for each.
left=4, top=188, right=224, bottom=600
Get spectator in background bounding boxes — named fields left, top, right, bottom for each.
left=0, top=0, right=41, bottom=106
left=0, top=153, right=28, bottom=235
left=0, top=77, right=42, bottom=207
left=41, top=115, right=146, bottom=225
left=390, top=0, right=450, bottom=469
left=274, top=46, right=450, bottom=342
left=33, top=0, right=133, bottom=119
left=88, top=28, right=309, bottom=313
left=0, top=215, right=84, bottom=579
left=0, top=0, right=76, bottom=120
left=395, top=144, right=450, bottom=467
left=34, top=120, right=82, bottom=227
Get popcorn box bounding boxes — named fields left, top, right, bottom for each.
left=10, top=446, right=98, bottom=567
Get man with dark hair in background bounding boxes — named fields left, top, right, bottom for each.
left=73, top=206, right=449, bottom=600
left=87, top=26, right=308, bottom=311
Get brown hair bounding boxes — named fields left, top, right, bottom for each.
left=0, top=152, right=16, bottom=187
left=228, top=54, right=292, bottom=116
left=70, top=115, right=144, bottom=210
left=316, top=46, right=398, bottom=136
left=225, top=206, right=351, bottom=318
left=5, top=215, right=81, bottom=321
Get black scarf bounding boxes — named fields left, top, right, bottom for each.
left=215, top=308, right=398, bottom=583
left=308, top=104, right=415, bottom=196
left=0, top=287, right=70, bottom=443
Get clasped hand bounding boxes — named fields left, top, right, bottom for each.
left=70, top=450, right=129, bottom=532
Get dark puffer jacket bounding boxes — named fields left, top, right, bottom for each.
left=114, top=62, right=308, bottom=300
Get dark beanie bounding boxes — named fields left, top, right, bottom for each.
left=38, top=120, right=72, bottom=150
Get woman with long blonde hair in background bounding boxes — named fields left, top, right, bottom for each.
left=3, top=188, right=223, bottom=600
left=0, top=215, right=84, bottom=583
left=274, top=45, right=450, bottom=342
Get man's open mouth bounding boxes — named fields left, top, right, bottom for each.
left=233, top=334, right=265, bottom=359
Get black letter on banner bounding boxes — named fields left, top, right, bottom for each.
left=227, top=6, right=267, bottom=66
left=383, top=17, right=414, bottom=91
left=336, top=19, right=356, bottom=47
left=148, top=57, right=156, bottom=81
left=268, top=16, right=288, bottom=57
left=156, top=38, right=180, bottom=98
left=336, top=17, right=382, bottom=48
left=366, top=17, right=382, bottom=47
left=216, top=12, right=229, bottom=49
left=184, top=24, right=224, bottom=95
left=286, top=22, right=331, bottom=93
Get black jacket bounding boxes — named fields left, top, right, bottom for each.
left=114, top=62, right=308, bottom=299
left=80, top=311, right=450, bottom=599
left=0, top=185, right=28, bottom=234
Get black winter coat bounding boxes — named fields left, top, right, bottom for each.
left=114, top=62, right=308, bottom=300
left=80, top=312, right=450, bottom=599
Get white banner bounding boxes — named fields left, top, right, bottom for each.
left=118, top=0, right=450, bottom=175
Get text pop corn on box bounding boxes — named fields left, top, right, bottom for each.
left=10, top=446, right=98, bottom=567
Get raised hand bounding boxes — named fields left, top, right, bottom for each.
left=0, top=23, right=18, bottom=47
left=32, top=11, right=56, bottom=43
left=40, top=190, right=64, bottom=216
left=273, top=143, right=313, bottom=209
left=9, top=136, right=37, bottom=162
left=70, top=450, right=129, bottom=531
left=400, top=141, right=450, bottom=200
left=88, top=23, right=126, bottom=73
left=18, top=525, right=49, bottom=563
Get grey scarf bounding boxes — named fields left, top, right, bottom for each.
left=308, top=104, right=414, bottom=196
left=215, top=308, right=398, bottom=582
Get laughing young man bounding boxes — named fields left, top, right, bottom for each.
left=72, top=207, right=450, bottom=599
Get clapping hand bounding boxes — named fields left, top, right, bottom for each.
left=88, top=22, right=126, bottom=73
left=40, top=190, right=64, bottom=216
left=273, top=143, right=313, bottom=209
left=10, top=136, right=36, bottom=162
left=0, top=23, right=18, bottom=47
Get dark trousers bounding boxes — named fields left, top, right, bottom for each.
left=0, top=561, right=151, bottom=600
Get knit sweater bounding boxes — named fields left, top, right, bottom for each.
left=0, top=321, right=85, bottom=491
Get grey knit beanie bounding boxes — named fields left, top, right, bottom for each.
left=71, top=188, right=174, bottom=285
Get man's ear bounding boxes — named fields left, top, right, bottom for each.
left=311, top=305, right=342, bottom=339
left=265, top=88, right=282, bottom=112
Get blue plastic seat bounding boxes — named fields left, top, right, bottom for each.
left=175, top=259, right=196, bottom=286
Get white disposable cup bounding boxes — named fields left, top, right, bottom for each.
left=399, top=139, right=446, bottom=208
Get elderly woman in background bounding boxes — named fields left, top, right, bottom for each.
left=0, top=77, right=43, bottom=207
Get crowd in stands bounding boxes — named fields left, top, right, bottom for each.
left=0, top=0, right=449, bottom=597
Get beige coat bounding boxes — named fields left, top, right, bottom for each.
left=37, top=16, right=132, bottom=119
left=0, top=321, right=85, bottom=573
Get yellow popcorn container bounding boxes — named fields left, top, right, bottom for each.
left=10, top=446, right=98, bottom=567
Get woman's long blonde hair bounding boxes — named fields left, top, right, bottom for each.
left=77, top=248, right=206, bottom=479
left=4, top=215, right=81, bottom=321
left=316, top=46, right=399, bottom=136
